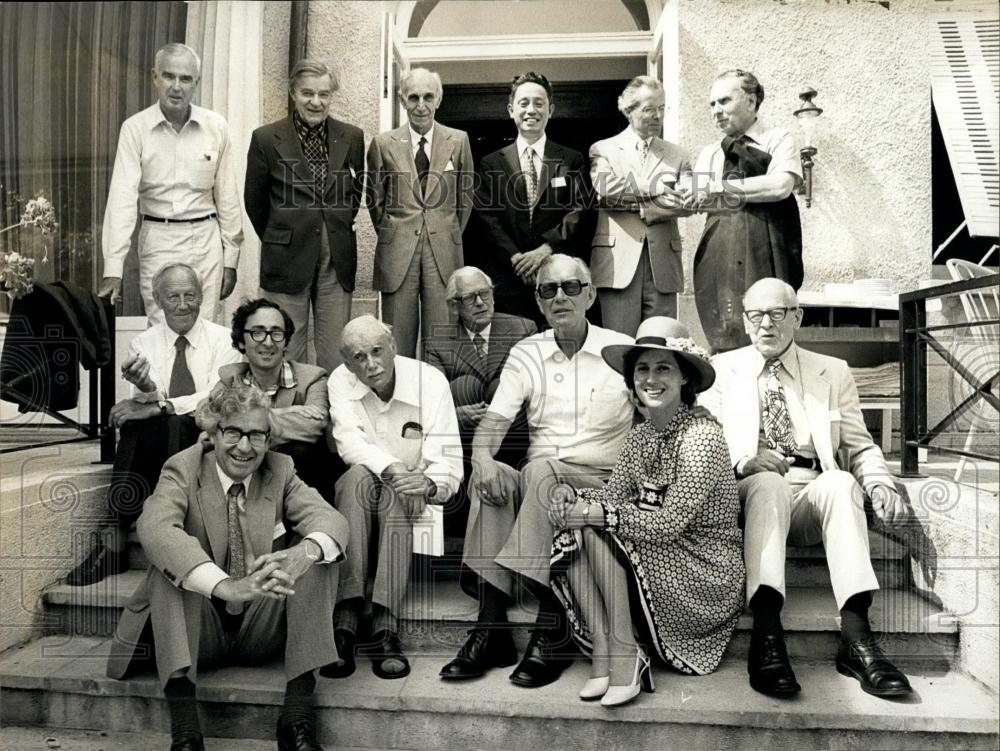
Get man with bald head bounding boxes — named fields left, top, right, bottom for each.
left=424, top=266, right=537, bottom=532
left=439, top=254, right=633, bottom=687
left=701, top=278, right=911, bottom=699
left=100, top=43, right=243, bottom=324
left=684, top=69, right=804, bottom=352
left=326, top=315, right=462, bottom=679
left=367, top=67, right=475, bottom=357
left=68, top=263, right=241, bottom=586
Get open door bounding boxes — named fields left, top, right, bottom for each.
left=647, top=0, right=679, bottom=142
left=379, top=10, right=409, bottom=133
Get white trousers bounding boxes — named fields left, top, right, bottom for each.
left=138, top=219, right=223, bottom=325
left=740, top=469, right=879, bottom=610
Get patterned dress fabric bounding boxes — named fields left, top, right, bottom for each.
left=551, top=405, right=745, bottom=675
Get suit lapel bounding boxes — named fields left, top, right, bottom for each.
left=454, top=326, right=488, bottom=379
left=324, top=119, right=350, bottom=195
left=727, top=350, right=762, bottom=459
left=536, top=141, right=562, bottom=205
left=391, top=126, right=424, bottom=203
left=500, top=143, right=528, bottom=210
left=484, top=315, right=511, bottom=378
left=247, top=461, right=276, bottom=560
left=273, top=119, right=314, bottom=189
left=195, top=454, right=229, bottom=566
left=427, top=126, right=453, bottom=206
left=799, top=353, right=836, bottom=469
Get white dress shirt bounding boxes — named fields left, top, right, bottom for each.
left=127, top=317, right=242, bottom=415
left=465, top=322, right=492, bottom=356
left=694, top=119, right=803, bottom=186
left=101, top=103, right=244, bottom=278
left=182, top=464, right=340, bottom=597
left=516, top=133, right=547, bottom=177
left=328, top=356, right=463, bottom=500
left=488, top=323, right=633, bottom=470
left=409, top=124, right=434, bottom=157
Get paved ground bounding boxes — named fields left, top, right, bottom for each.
left=0, top=726, right=388, bottom=751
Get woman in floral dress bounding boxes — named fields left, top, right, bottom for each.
left=548, top=317, right=744, bottom=707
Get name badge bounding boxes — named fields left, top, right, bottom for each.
left=550, top=176, right=567, bottom=188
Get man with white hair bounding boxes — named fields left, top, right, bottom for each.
left=245, top=59, right=365, bottom=372
left=589, top=75, right=692, bottom=336
left=100, top=43, right=243, bottom=324
left=327, top=315, right=462, bottom=680
left=367, top=67, right=475, bottom=357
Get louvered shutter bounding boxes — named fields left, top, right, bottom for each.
left=931, top=6, right=1000, bottom=237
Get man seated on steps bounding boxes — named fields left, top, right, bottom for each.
left=67, top=262, right=241, bottom=586
left=439, top=254, right=633, bottom=687
left=326, top=315, right=463, bottom=680
left=106, top=381, right=349, bottom=751
left=700, top=277, right=912, bottom=698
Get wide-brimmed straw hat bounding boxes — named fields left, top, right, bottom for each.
left=601, top=317, right=715, bottom=393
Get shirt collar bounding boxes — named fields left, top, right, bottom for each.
left=516, top=134, right=546, bottom=160
left=345, top=356, right=422, bottom=406
left=752, top=342, right=801, bottom=379
left=743, top=119, right=766, bottom=145
left=409, top=123, right=434, bottom=149
left=240, top=360, right=297, bottom=395
left=539, top=322, right=610, bottom=361
left=215, top=462, right=253, bottom=502
left=627, top=126, right=652, bottom=148
left=148, top=102, right=202, bottom=132
left=292, top=109, right=326, bottom=141
left=465, top=322, right=492, bottom=343
left=166, top=317, right=207, bottom=350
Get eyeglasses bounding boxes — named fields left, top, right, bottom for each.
left=218, top=426, right=270, bottom=447
left=247, top=328, right=287, bottom=343
left=536, top=280, right=590, bottom=299
left=453, top=287, right=494, bottom=307
left=743, top=307, right=798, bottom=325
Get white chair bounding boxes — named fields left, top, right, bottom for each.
left=945, top=259, right=999, bottom=482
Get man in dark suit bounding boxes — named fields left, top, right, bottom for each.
left=423, top=266, right=537, bottom=532
left=470, top=72, right=592, bottom=329
left=367, top=67, right=475, bottom=357
left=106, top=382, right=349, bottom=751
left=244, top=58, right=365, bottom=372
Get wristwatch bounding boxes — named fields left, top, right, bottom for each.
left=582, top=504, right=591, bottom=521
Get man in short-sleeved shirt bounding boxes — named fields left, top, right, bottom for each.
left=100, top=43, right=243, bottom=324
left=439, top=254, right=632, bottom=689
left=684, top=69, right=804, bottom=352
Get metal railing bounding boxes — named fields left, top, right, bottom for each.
left=899, top=273, right=999, bottom=476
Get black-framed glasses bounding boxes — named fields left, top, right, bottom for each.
left=218, top=426, right=270, bottom=447
left=743, top=307, right=798, bottom=325
left=247, top=328, right=287, bottom=343
left=536, top=280, right=590, bottom=299
left=453, top=287, right=494, bottom=307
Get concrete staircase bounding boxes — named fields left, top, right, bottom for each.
left=1, top=458, right=998, bottom=749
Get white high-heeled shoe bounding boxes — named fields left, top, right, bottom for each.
left=579, top=675, right=610, bottom=700
left=601, top=647, right=655, bottom=707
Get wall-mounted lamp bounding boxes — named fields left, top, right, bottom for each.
left=793, top=87, right=823, bottom=208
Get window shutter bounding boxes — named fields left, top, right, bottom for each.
left=931, top=6, right=1000, bottom=237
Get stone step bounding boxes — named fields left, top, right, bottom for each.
left=1, top=636, right=996, bottom=751
left=41, top=572, right=957, bottom=662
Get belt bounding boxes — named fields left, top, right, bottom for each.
left=788, top=454, right=820, bottom=470
left=142, top=213, right=217, bottom=224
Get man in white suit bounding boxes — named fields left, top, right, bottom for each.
left=367, top=68, right=475, bottom=357
left=589, top=76, right=692, bottom=336
left=701, top=278, right=911, bottom=700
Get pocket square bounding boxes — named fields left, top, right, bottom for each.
left=444, top=159, right=456, bottom=171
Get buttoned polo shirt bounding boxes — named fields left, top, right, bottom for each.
left=488, top=323, right=633, bottom=470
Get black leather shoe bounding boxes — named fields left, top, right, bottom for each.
left=509, top=630, right=572, bottom=688
left=836, top=638, right=913, bottom=697
left=277, top=718, right=322, bottom=751
left=368, top=630, right=410, bottom=680
left=439, top=627, right=518, bottom=680
left=319, top=629, right=356, bottom=679
left=748, top=632, right=801, bottom=697
left=169, top=733, right=204, bottom=751
left=65, top=542, right=127, bottom=586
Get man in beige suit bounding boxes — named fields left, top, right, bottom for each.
left=367, top=67, right=475, bottom=357
left=589, top=76, right=692, bottom=336
left=106, top=382, right=348, bottom=751
left=701, top=278, right=911, bottom=701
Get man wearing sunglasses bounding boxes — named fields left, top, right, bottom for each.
left=107, top=381, right=349, bottom=751
left=441, top=254, right=633, bottom=687
left=424, top=266, right=537, bottom=533
left=702, top=278, right=912, bottom=700
left=66, top=263, right=241, bottom=587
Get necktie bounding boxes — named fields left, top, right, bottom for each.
left=762, top=359, right=796, bottom=455
left=637, top=138, right=649, bottom=168
left=225, top=482, right=247, bottom=615
left=472, top=332, right=487, bottom=360
left=168, top=336, right=196, bottom=398
left=522, top=146, right=538, bottom=222
left=415, top=136, right=430, bottom=193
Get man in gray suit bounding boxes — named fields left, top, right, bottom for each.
left=106, top=382, right=348, bottom=751
left=589, top=76, right=692, bottom=336
left=367, top=67, right=475, bottom=357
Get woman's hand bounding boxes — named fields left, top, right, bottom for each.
left=563, top=501, right=605, bottom=530
left=546, top=483, right=576, bottom=529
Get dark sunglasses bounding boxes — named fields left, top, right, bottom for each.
left=536, top=280, right=590, bottom=299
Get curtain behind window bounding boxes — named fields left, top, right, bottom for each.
left=0, top=1, right=187, bottom=314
